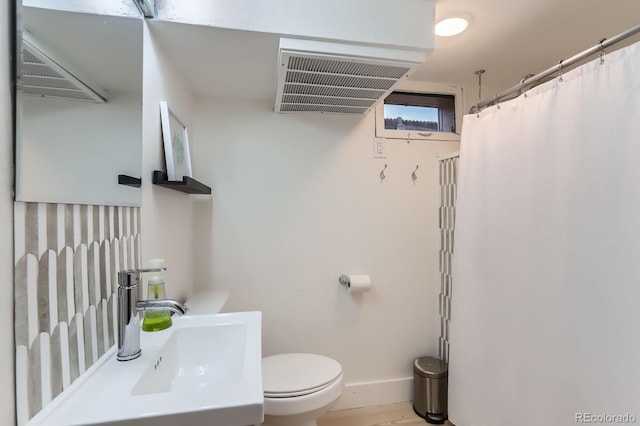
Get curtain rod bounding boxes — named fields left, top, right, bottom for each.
left=469, top=22, right=640, bottom=114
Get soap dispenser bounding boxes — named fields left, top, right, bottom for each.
left=141, top=258, right=173, bottom=332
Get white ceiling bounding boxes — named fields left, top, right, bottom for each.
left=25, top=1, right=640, bottom=104
left=153, top=0, right=640, bottom=103
left=416, top=0, right=640, bottom=90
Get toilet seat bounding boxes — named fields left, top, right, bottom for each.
left=263, top=353, right=342, bottom=398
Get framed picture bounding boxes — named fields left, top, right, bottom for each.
left=160, top=101, right=192, bottom=181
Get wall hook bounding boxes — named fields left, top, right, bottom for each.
left=379, top=164, right=387, bottom=181
left=411, top=165, right=419, bottom=182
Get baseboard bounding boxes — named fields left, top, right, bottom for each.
left=332, top=377, right=414, bottom=411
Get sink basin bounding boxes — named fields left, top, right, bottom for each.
left=28, top=312, right=263, bottom=426
left=132, top=323, right=248, bottom=396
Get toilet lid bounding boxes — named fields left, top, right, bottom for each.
left=262, top=353, right=342, bottom=398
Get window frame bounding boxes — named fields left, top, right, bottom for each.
left=375, top=81, right=463, bottom=141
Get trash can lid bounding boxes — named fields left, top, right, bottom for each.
left=414, top=356, right=448, bottom=378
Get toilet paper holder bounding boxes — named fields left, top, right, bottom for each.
left=338, top=274, right=372, bottom=293
left=338, top=275, right=351, bottom=288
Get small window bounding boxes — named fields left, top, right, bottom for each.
left=384, top=92, right=456, bottom=133
left=375, top=82, right=462, bottom=141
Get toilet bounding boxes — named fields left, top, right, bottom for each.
left=259, top=353, right=344, bottom=426
left=184, top=292, right=343, bottom=426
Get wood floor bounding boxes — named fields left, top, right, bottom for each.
left=318, top=402, right=455, bottom=426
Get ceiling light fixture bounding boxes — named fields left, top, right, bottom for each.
left=435, top=16, right=470, bottom=37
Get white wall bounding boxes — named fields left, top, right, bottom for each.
left=140, top=21, right=196, bottom=301
left=1, top=0, right=15, bottom=423
left=190, top=96, right=459, bottom=407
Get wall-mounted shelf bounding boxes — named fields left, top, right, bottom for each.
left=118, top=175, right=142, bottom=188
left=152, top=170, right=212, bottom=194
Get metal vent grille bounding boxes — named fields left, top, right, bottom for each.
left=20, top=32, right=107, bottom=103
left=275, top=44, right=422, bottom=115
left=287, top=56, right=410, bottom=79
left=285, top=70, right=398, bottom=90
left=280, top=104, right=369, bottom=114
left=281, top=95, right=376, bottom=108
left=283, top=84, right=384, bottom=100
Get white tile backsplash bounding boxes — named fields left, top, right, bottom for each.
left=14, top=202, right=141, bottom=424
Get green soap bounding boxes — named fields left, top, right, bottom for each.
left=142, top=311, right=172, bottom=332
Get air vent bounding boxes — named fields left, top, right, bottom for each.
left=275, top=38, right=425, bottom=115
left=20, top=32, right=107, bottom=103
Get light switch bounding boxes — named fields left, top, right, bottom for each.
left=373, top=137, right=386, bottom=158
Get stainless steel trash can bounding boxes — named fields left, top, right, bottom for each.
left=413, top=356, right=448, bottom=424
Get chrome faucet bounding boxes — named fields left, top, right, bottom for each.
left=117, top=268, right=188, bottom=361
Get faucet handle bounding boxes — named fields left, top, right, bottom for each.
left=135, top=267, right=167, bottom=273
left=117, top=270, right=141, bottom=288
left=117, top=267, right=167, bottom=288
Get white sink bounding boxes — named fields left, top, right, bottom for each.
left=28, top=312, right=263, bottom=426
left=132, top=323, right=248, bottom=396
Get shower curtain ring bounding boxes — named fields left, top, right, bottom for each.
left=558, top=60, right=564, bottom=82
left=598, top=38, right=606, bottom=65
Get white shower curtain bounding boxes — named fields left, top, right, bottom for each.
left=449, top=40, right=640, bottom=426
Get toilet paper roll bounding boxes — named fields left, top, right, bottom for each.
left=343, top=274, right=371, bottom=293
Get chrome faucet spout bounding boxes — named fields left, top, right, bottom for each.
left=137, top=299, right=188, bottom=316
left=116, top=268, right=188, bottom=361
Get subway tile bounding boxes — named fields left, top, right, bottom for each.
left=15, top=202, right=26, bottom=260
left=37, top=252, right=52, bottom=334
left=15, top=256, right=30, bottom=348
left=96, top=302, right=105, bottom=359
left=56, top=248, right=72, bottom=323
left=73, top=249, right=85, bottom=317
left=89, top=306, right=98, bottom=366
left=28, top=336, right=42, bottom=418
left=87, top=243, right=98, bottom=307
left=16, top=345, right=29, bottom=426
left=40, top=332, right=52, bottom=406
left=113, top=207, right=120, bottom=239
left=68, top=315, right=80, bottom=383
left=25, top=203, right=38, bottom=257
left=93, top=205, right=101, bottom=242
left=46, top=204, right=57, bottom=253
left=49, top=326, right=62, bottom=399
left=102, top=299, right=109, bottom=356
left=72, top=205, right=81, bottom=250
left=83, top=304, right=94, bottom=370
left=37, top=204, right=47, bottom=257
left=59, top=322, right=71, bottom=390
left=56, top=204, right=65, bottom=253
left=76, top=313, right=86, bottom=375
left=27, top=255, right=39, bottom=347
left=107, top=296, right=115, bottom=349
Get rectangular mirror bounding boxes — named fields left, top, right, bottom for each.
left=16, top=4, right=143, bottom=207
